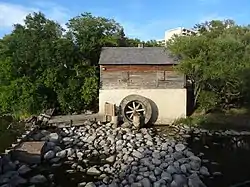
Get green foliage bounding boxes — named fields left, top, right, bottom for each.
left=125, top=38, right=161, bottom=47
left=0, top=11, right=163, bottom=117
left=198, top=91, right=220, bottom=112
left=66, top=12, right=123, bottom=65
left=0, top=12, right=98, bottom=116
left=167, top=20, right=250, bottom=112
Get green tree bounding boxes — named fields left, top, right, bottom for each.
left=0, top=12, right=98, bottom=117
left=167, top=20, right=250, bottom=112
left=66, top=12, right=123, bottom=65
left=144, top=40, right=161, bottom=47
left=117, top=28, right=127, bottom=47
left=0, top=11, right=163, bottom=118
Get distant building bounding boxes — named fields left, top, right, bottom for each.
left=157, top=27, right=197, bottom=46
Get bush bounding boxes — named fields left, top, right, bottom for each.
left=198, top=91, right=220, bottom=112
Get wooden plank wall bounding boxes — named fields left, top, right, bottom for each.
left=100, top=65, right=185, bottom=89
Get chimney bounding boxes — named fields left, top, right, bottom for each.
left=138, top=43, right=144, bottom=48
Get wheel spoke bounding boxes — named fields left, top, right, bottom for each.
left=126, top=111, right=134, bottom=114
left=135, top=103, right=141, bottom=110
left=136, top=109, right=145, bottom=112
left=132, top=102, right=136, bottom=109
left=125, top=101, right=146, bottom=121
left=128, top=106, right=133, bottom=110
left=129, top=113, right=133, bottom=119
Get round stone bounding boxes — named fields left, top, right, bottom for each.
left=175, top=143, right=186, bottom=152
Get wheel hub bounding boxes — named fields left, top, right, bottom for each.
left=124, top=100, right=145, bottom=121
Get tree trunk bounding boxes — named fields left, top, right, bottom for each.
left=194, top=83, right=201, bottom=109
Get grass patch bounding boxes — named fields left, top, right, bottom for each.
left=174, top=107, right=250, bottom=131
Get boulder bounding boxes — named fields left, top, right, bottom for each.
left=30, top=174, right=47, bottom=184
left=175, top=144, right=186, bottom=152
left=48, top=133, right=59, bottom=142
left=188, top=173, right=206, bottom=187
left=44, top=150, right=55, bottom=160
left=87, top=167, right=101, bottom=176
left=56, top=150, right=67, bottom=158
left=18, top=165, right=31, bottom=175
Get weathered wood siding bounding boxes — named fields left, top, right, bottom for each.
left=100, top=65, right=185, bottom=89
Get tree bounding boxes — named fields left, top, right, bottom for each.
left=144, top=40, right=161, bottom=47
left=0, top=12, right=98, bottom=117
left=167, top=20, right=250, bottom=112
left=66, top=12, right=123, bottom=65
left=0, top=11, right=164, bottom=118
left=117, top=28, right=127, bottom=47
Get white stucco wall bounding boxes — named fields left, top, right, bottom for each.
left=99, top=89, right=187, bottom=124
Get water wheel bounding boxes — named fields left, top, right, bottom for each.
left=120, top=94, right=152, bottom=125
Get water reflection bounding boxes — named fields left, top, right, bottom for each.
left=187, top=132, right=250, bottom=187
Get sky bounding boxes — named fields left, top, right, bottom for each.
left=0, top=0, right=249, bottom=40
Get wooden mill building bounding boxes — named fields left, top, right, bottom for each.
left=98, top=45, right=187, bottom=124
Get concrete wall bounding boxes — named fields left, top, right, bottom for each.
left=99, top=89, right=187, bottom=124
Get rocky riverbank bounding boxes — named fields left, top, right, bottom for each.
left=0, top=120, right=211, bottom=187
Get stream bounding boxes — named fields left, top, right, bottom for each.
left=187, top=131, right=250, bottom=187
left=0, top=116, right=25, bottom=153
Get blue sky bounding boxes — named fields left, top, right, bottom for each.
left=0, top=0, right=249, bottom=40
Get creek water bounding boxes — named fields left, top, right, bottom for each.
left=187, top=132, right=250, bottom=187
left=0, top=116, right=25, bottom=153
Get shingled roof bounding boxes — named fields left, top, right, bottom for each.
left=99, top=47, right=178, bottom=65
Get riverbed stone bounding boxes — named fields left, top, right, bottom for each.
left=85, top=182, right=96, bottom=187
left=0, top=171, right=18, bottom=184
left=149, top=175, right=157, bottom=182
left=1, top=118, right=214, bottom=187
left=180, top=164, right=187, bottom=173
left=173, top=152, right=184, bottom=160
left=44, top=150, right=55, bottom=160
left=48, top=133, right=59, bottom=142
left=175, top=144, right=186, bottom=152
left=200, top=166, right=210, bottom=176
left=18, top=165, right=31, bottom=175
left=154, top=167, right=162, bottom=176
left=161, top=172, right=172, bottom=182
left=2, top=161, right=16, bottom=173
left=106, top=155, right=116, bottom=163
left=167, top=165, right=178, bottom=174
left=132, top=150, right=143, bottom=159
left=152, top=159, right=161, bottom=166
left=30, top=174, right=47, bottom=184
left=188, top=173, right=206, bottom=187
left=173, top=174, right=187, bottom=186
left=87, top=167, right=101, bottom=176
left=140, top=178, right=151, bottom=187
left=10, top=175, right=27, bottom=186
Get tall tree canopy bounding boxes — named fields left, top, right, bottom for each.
left=0, top=11, right=161, bottom=118
left=167, top=20, right=250, bottom=112
left=66, top=13, right=124, bottom=65
left=0, top=12, right=98, bottom=117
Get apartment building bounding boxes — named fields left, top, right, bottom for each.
left=157, top=27, right=197, bottom=46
